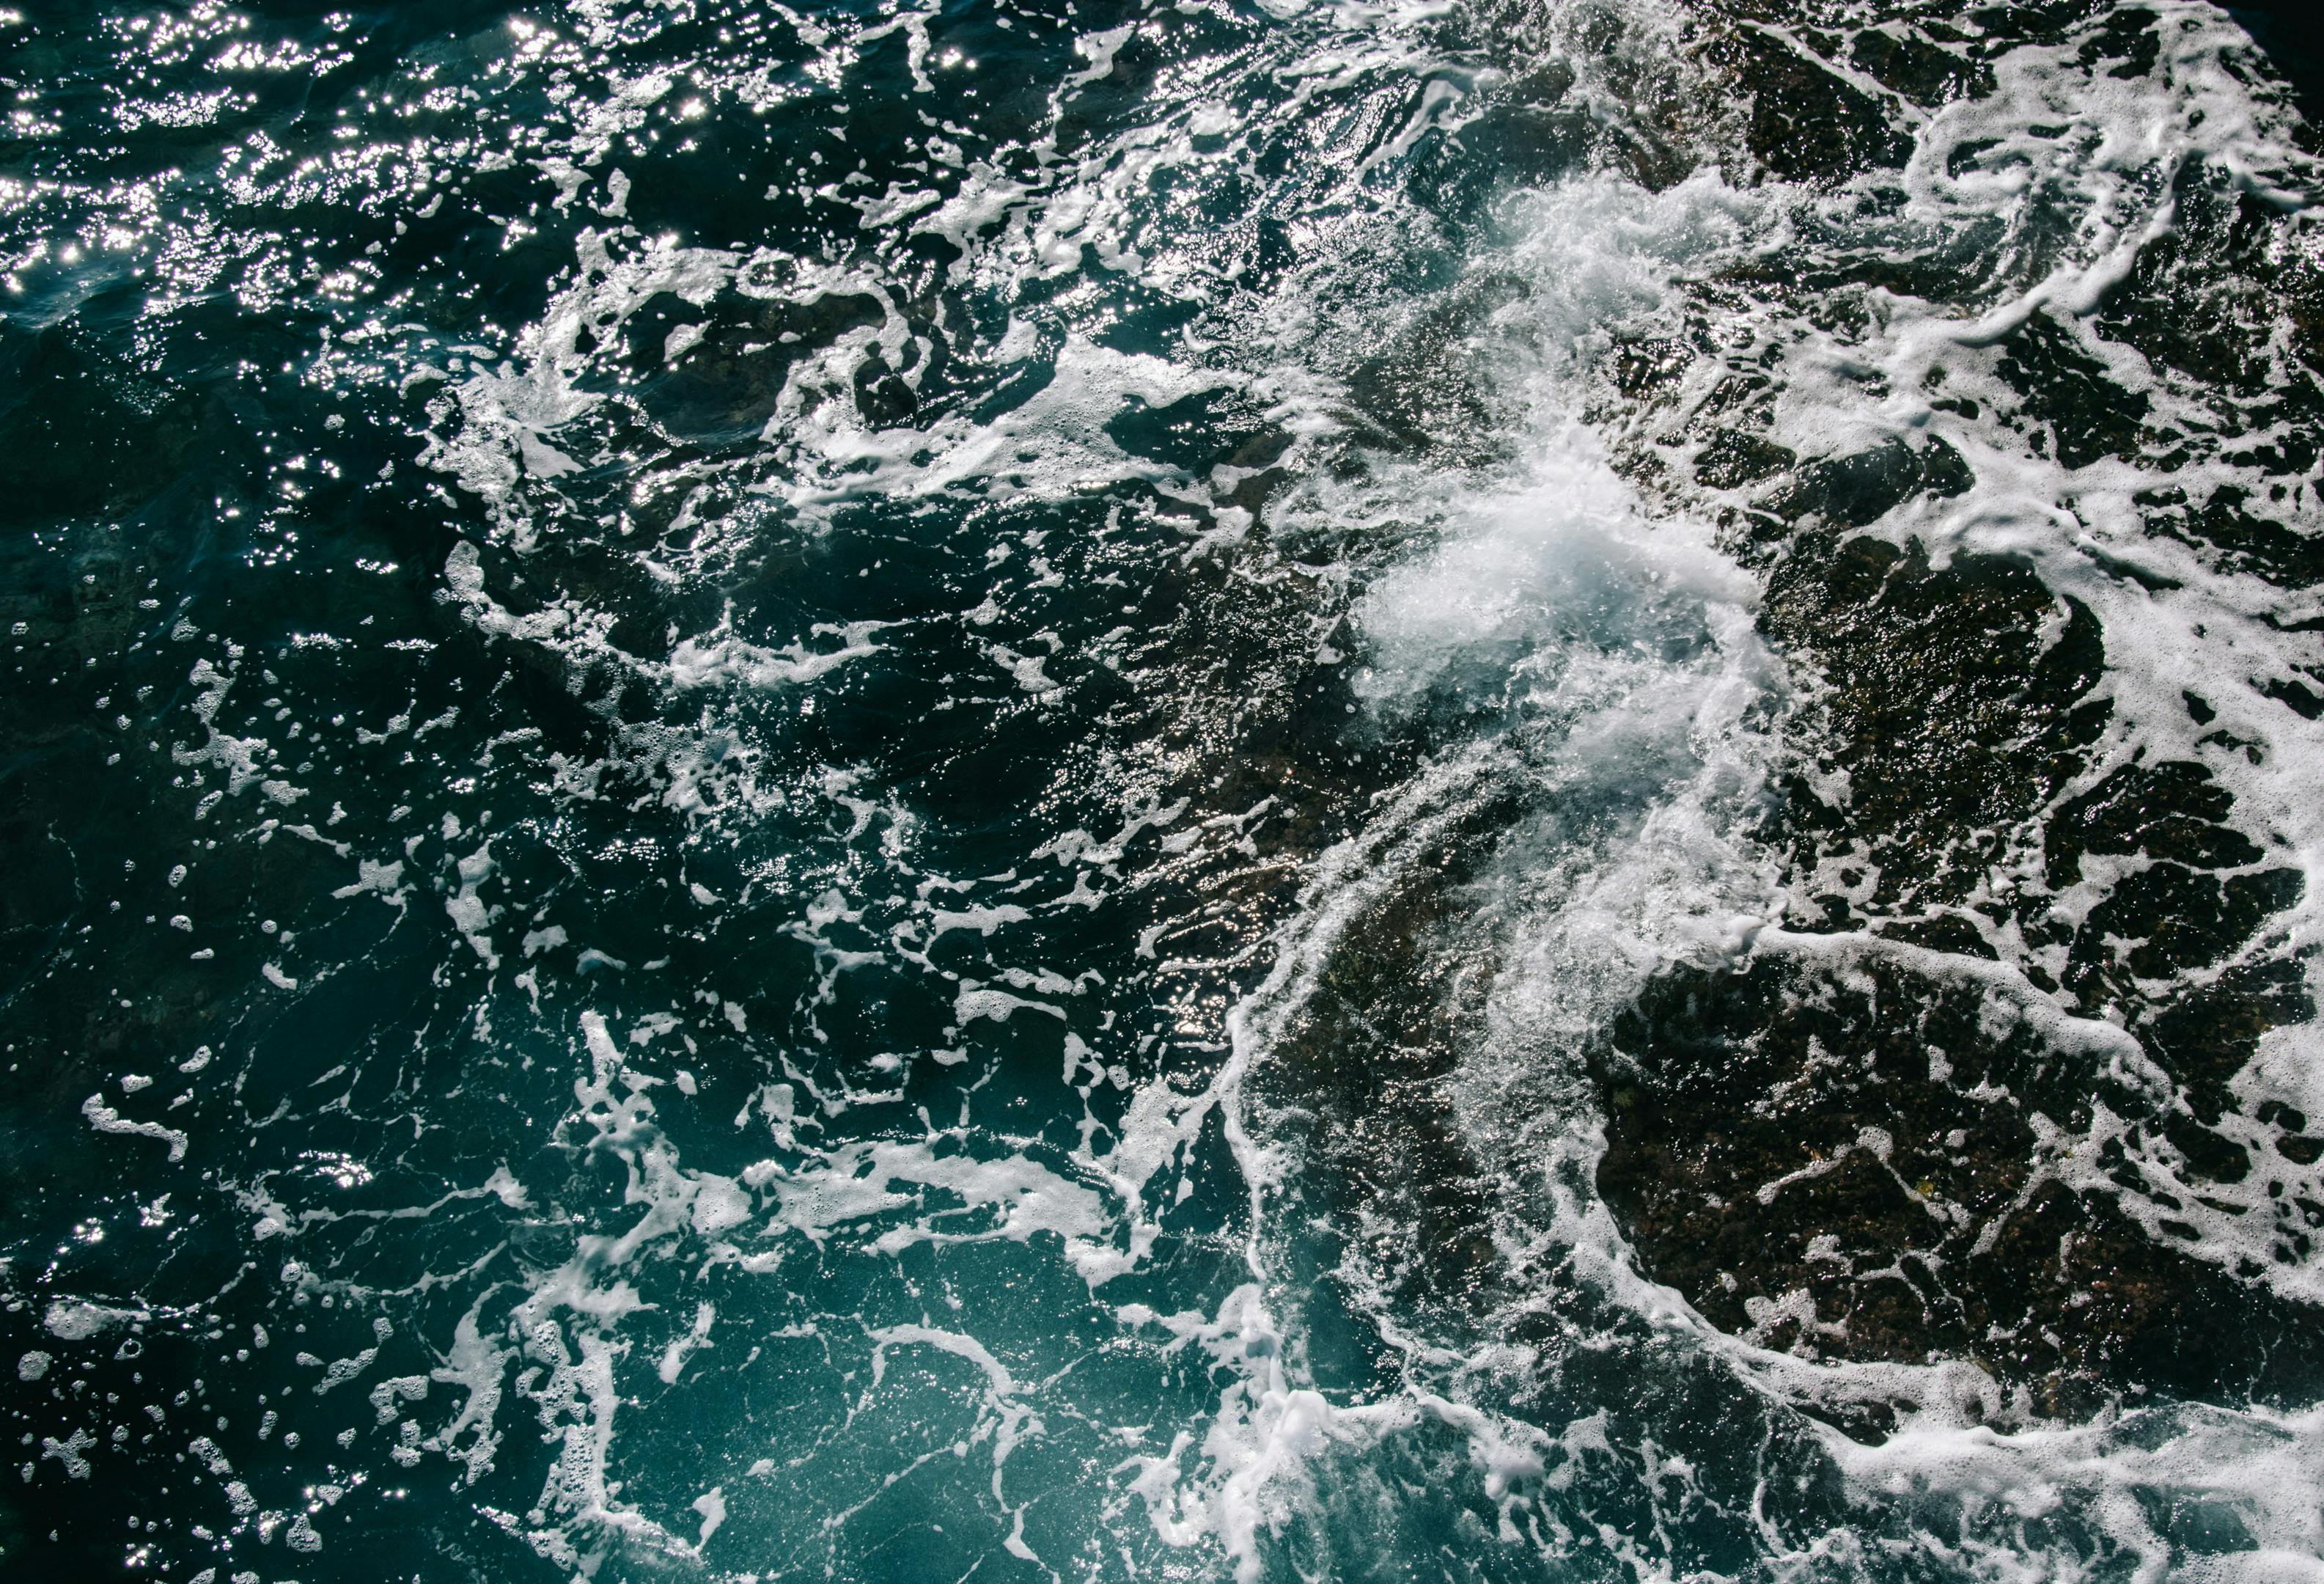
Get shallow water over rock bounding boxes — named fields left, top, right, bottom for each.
left=6, top=1, right=2324, bottom=1580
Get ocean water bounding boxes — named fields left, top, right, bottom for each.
left=8, top=0, right=2324, bottom=1578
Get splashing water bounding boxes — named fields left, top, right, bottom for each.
left=7, top=1, right=2324, bottom=1580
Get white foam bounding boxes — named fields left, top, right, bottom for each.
left=1232, top=7, right=2324, bottom=1575
left=1683, top=0, right=2324, bottom=1313
left=137, top=2, right=2324, bottom=1578
left=79, top=1094, right=188, bottom=1164
left=669, top=612, right=890, bottom=691
left=1111, top=161, right=1804, bottom=1577
left=1104, top=10, right=2324, bottom=1567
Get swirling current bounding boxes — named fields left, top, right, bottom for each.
left=8, top=0, right=2324, bottom=1579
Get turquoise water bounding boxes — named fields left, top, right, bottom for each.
left=10, top=1, right=2324, bottom=1579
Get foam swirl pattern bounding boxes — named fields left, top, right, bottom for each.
left=4, top=1, right=2324, bottom=1580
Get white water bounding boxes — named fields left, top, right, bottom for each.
left=405, top=1, right=2324, bottom=1572
left=28, top=1, right=2324, bottom=1579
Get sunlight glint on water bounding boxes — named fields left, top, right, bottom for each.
left=6, top=1, right=2324, bottom=1580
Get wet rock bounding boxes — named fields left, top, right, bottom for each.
left=1705, top=26, right=1911, bottom=183
left=1595, top=952, right=2324, bottom=1415
left=2143, top=484, right=2324, bottom=590
left=1994, top=311, right=2150, bottom=470
left=1761, top=535, right=2106, bottom=926
left=1762, top=436, right=1974, bottom=529
left=1694, top=429, right=1797, bottom=488
left=1849, top=28, right=1993, bottom=107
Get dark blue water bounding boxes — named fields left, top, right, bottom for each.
left=9, top=1, right=2324, bottom=1579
